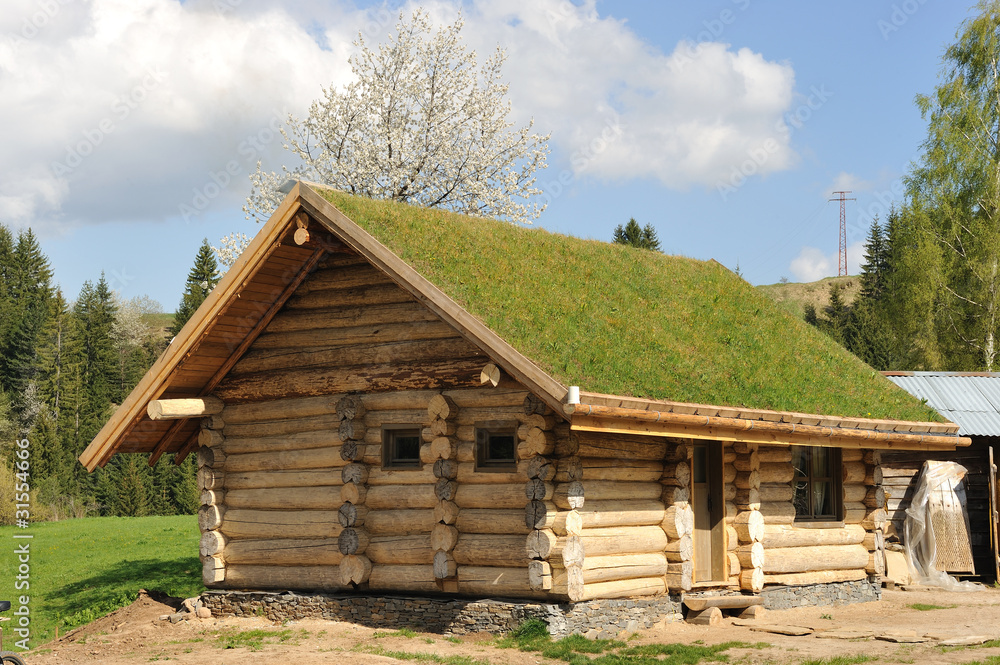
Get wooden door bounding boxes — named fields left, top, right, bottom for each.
left=692, top=442, right=725, bottom=582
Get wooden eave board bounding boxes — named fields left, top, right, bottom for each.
left=578, top=391, right=960, bottom=436
left=570, top=414, right=970, bottom=451
left=295, top=184, right=569, bottom=415
left=78, top=186, right=314, bottom=470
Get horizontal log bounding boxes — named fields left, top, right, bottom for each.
left=758, top=501, right=795, bottom=524
left=337, top=527, right=369, bottom=555
left=763, top=544, right=870, bottom=574
left=225, top=487, right=341, bottom=511
left=734, top=510, right=764, bottom=543
left=580, top=526, right=668, bottom=556
left=844, top=485, right=867, bottom=503
left=665, top=560, right=693, bottom=591
left=739, top=567, right=764, bottom=592
left=843, top=462, right=866, bottom=484
left=224, top=413, right=343, bottom=440
left=367, top=467, right=436, bottom=485
left=434, top=551, right=457, bottom=579
left=733, top=451, right=759, bottom=472
left=665, top=535, right=693, bottom=563
left=550, top=565, right=583, bottom=600
left=148, top=397, right=224, bottom=420
left=761, top=524, right=865, bottom=548
left=583, top=481, right=662, bottom=502
left=431, top=524, right=459, bottom=551
left=455, top=534, right=527, bottom=567
left=199, top=505, right=224, bottom=531
left=364, top=509, right=435, bottom=535
left=458, top=566, right=547, bottom=599
left=842, top=448, right=864, bottom=462
left=222, top=431, right=341, bottom=456
left=340, top=553, right=373, bottom=585
left=863, top=529, right=885, bottom=551
left=221, top=565, right=343, bottom=591
left=735, top=542, right=764, bottom=569
left=575, top=432, right=667, bottom=460
left=578, top=577, right=666, bottom=601
left=222, top=394, right=341, bottom=425
left=528, top=559, right=552, bottom=590
left=455, top=484, right=527, bottom=509
left=428, top=393, right=458, bottom=420
left=198, top=467, right=224, bottom=490
left=435, top=500, right=460, bottom=525
left=250, top=320, right=457, bottom=352
left=864, top=486, right=887, bottom=509
left=867, top=547, right=886, bottom=576
left=216, top=358, right=485, bottom=402
left=734, top=470, right=761, bottom=490
left=457, top=509, right=531, bottom=535
left=199, top=429, right=224, bottom=448
left=455, top=463, right=524, bottom=485
left=759, top=463, right=794, bottom=484
left=758, top=446, right=792, bottom=463
left=551, top=510, right=584, bottom=537
left=864, top=466, right=884, bottom=486
left=224, top=538, right=343, bottom=566
left=366, top=486, right=437, bottom=510
left=763, top=568, right=867, bottom=586
left=366, top=535, right=434, bottom=564
left=578, top=500, right=667, bottom=530
left=367, top=565, right=438, bottom=594
left=226, top=447, right=346, bottom=473
left=552, top=481, right=584, bottom=510
left=580, top=553, right=667, bottom=584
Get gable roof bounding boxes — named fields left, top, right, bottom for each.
left=884, top=371, right=1000, bottom=436
left=79, top=182, right=964, bottom=471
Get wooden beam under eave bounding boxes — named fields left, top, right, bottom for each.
left=569, top=416, right=964, bottom=452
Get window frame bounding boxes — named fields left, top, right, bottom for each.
left=474, top=420, right=518, bottom=471
left=382, top=425, right=423, bottom=469
left=791, top=446, right=843, bottom=523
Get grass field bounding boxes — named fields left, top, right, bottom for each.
left=0, top=515, right=201, bottom=648
left=757, top=275, right=860, bottom=320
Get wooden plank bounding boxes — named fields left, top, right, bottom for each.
left=684, top=595, right=762, bottom=612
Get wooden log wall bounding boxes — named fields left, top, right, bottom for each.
left=739, top=445, right=873, bottom=587
left=568, top=431, right=670, bottom=600
left=863, top=450, right=886, bottom=579
left=662, top=443, right=694, bottom=592
left=733, top=442, right=764, bottom=592
left=881, top=440, right=993, bottom=578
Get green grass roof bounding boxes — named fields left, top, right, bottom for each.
left=320, top=190, right=941, bottom=423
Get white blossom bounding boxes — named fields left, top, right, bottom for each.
left=243, top=8, right=550, bottom=228
left=212, top=232, right=251, bottom=269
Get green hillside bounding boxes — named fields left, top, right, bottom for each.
left=320, top=189, right=940, bottom=423
left=757, top=276, right=860, bottom=320
left=0, top=515, right=201, bottom=648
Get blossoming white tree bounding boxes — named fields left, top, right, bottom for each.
left=221, top=10, right=549, bottom=266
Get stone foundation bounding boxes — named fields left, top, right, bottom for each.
left=760, top=578, right=882, bottom=610
left=200, top=590, right=683, bottom=638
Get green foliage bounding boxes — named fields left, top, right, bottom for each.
left=322, top=189, right=941, bottom=421
left=613, top=218, right=662, bottom=252
left=0, top=515, right=202, bottom=647
left=374, top=628, right=420, bottom=638
left=171, top=239, right=220, bottom=336
left=353, top=644, right=493, bottom=665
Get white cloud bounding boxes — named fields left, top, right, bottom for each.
left=460, top=0, right=798, bottom=189
left=0, top=0, right=802, bottom=231
left=828, top=171, right=873, bottom=195
left=789, top=241, right=865, bottom=282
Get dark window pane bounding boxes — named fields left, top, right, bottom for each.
left=488, top=433, right=515, bottom=462
left=693, top=446, right=707, bottom=483
left=395, top=434, right=421, bottom=461
left=793, top=480, right=810, bottom=517
left=813, top=480, right=833, bottom=516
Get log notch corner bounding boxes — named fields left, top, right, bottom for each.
left=662, top=443, right=694, bottom=591
left=197, top=409, right=227, bottom=586
left=428, top=393, right=460, bottom=592
left=337, top=396, right=372, bottom=586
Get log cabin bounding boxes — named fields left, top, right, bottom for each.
left=79, top=181, right=970, bottom=621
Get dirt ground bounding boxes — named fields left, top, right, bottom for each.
left=20, top=586, right=1000, bottom=664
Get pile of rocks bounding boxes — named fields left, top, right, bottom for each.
left=160, top=596, right=213, bottom=623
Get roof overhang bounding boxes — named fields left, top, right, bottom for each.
left=565, top=392, right=968, bottom=451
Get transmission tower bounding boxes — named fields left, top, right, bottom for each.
left=828, top=191, right=856, bottom=276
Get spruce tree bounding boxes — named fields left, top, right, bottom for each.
left=171, top=239, right=220, bottom=335
left=613, top=218, right=662, bottom=252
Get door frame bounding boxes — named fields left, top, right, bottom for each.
left=691, top=441, right=726, bottom=583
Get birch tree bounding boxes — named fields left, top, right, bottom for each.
left=906, top=0, right=1000, bottom=370
left=231, top=9, right=549, bottom=266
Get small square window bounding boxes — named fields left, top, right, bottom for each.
left=383, top=427, right=422, bottom=469
left=475, top=422, right=517, bottom=470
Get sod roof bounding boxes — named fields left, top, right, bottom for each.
left=319, top=188, right=941, bottom=424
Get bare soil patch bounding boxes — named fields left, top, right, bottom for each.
left=22, top=587, right=1000, bottom=664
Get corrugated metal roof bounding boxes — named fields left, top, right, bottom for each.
left=884, top=372, right=1000, bottom=436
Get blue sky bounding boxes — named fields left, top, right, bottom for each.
left=0, top=0, right=976, bottom=310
